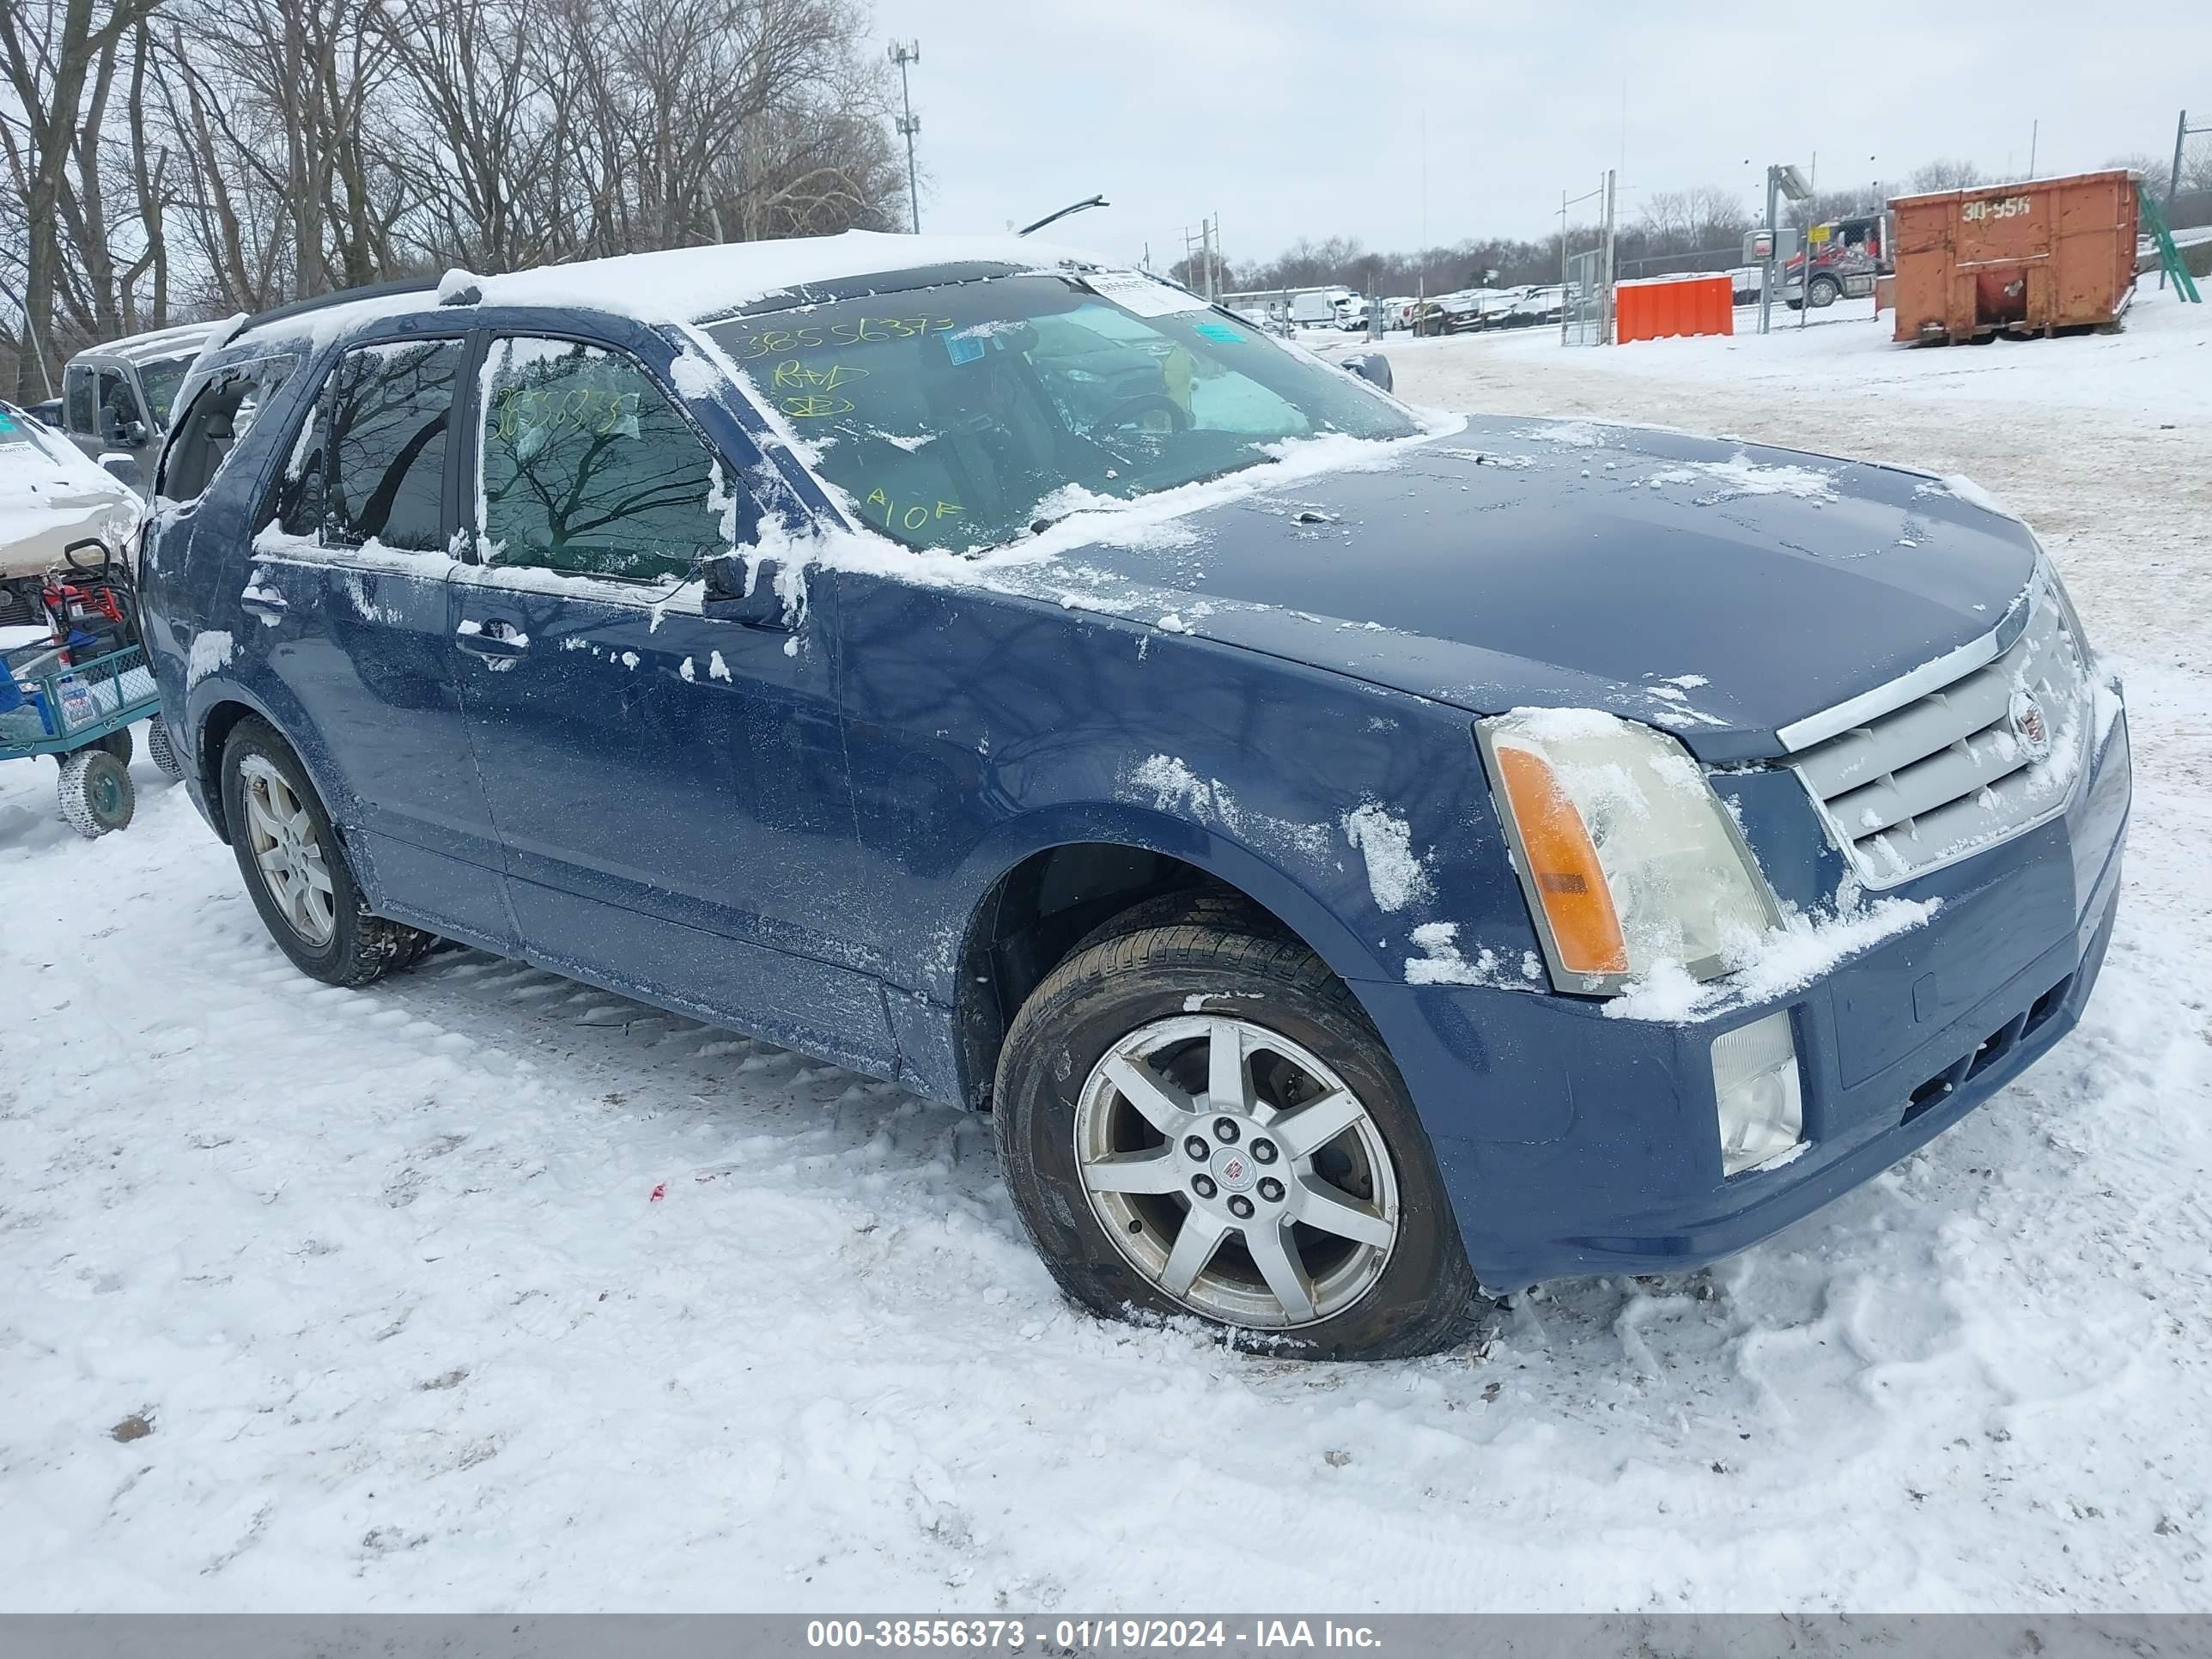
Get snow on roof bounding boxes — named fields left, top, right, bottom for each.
left=244, top=229, right=1112, bottom=350
left=81, top=320, right=225, bottom=365
left=469, top=229, right=1100, bottom=320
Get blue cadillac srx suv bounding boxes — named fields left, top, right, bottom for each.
left=138, top=232, right=2129, bottom=1359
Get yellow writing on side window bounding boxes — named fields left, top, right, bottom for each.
left=495, top=383, right=641, bottom=442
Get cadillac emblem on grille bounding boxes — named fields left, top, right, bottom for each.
left=2009, top=690, right=2051, bottom=762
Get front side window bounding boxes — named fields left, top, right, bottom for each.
left=325, top=337, right=463, bottom=550
left=703, top=271, right=1416, bottom=552
left=477, top=337, right=725, bottom=586
left=64, top=364, right=95, bottom=434
left=96, top=368, right=143, bottom=441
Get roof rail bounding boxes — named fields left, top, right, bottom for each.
left=234, top=274, right=443, bottom=338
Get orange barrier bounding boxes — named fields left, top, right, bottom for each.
left=1613, top=274, right=1735, bottom=343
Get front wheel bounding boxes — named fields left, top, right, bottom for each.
left=1808, top=275, right=1841, bottom=308
left=994, top=917, right=1476, bottom=1359
left=220, top=715, right=429, bottom=986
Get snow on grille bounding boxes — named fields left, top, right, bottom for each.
left=1786, top=580, right=2091, bottom=888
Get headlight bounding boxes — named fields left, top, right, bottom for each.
left=2033, top=545, right=2093, bottom=668
left=1477, top=708, right=1779, bottom=994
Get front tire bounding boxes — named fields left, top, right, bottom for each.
left=994, top=917, right=1476, bottom=1360
left=220, top=716, right=428, bottom=986
left=1808, top=274, right=1840, bottom=308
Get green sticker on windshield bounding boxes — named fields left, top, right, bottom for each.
left=1194, top=322, right=1244, bottom=343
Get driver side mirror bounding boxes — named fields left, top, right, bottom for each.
left=1340, top=352, right=1394, bottom=394
left=702, top=552, right=793, bottom=630
left=124, top=419, right=149, bottom=447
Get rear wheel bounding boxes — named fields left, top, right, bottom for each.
left=93, top=724, right=132, bottom=764
left=57, top=748, right=133, bottom=837
left=220, top=716, right=428, bottom=986
left=994, top=915, right=1476, bottom=1359
left=146, top=716, right=184, bottom=780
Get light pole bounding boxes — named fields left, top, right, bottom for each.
left=889, top=39, right=921, bottom=234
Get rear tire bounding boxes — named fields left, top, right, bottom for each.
left=94, top=725, right=133, bottom=765
left=57, top=748, right=133, bottom=837
left=220, top=715, right=428, bottom=987
left=146, top=716, right=184, bottom=780
left=994, top=916, right=1477, bottom=1360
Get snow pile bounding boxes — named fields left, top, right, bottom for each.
left=1341, top=802, right=1432, bottom=913
left=184, top=629, right=233, bottom=690
left=1923, top=473, right=2014, bottom=519
left=1644, top=451, right=1839, bottom=504
left=1123, top=756, right=1330, bottom=864
left=1607, top=894, right=1941, bottom=1022
left=1402, top=922, right=1525, bottom=988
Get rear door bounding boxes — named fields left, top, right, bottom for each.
left=238, top=331, right=516, bottom=948
left=447, top=331, right=894, bottom=1073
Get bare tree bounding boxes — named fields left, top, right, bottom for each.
left=0, top=0, right=167, bottom=397
left=1910, top=158, right=1986, bottom=192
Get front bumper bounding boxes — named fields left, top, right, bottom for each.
left=1358, top=703, right=2131, bottom=1290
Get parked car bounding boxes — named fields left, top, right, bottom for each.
left=140, top=233, right=2129, bottom=1361
left=54, top=320, right=224, bottom=495
left=0, top=399, right=143, bottom=625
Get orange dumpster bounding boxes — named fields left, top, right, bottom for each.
left=1890, top=169, right=2139, bottom=344
left=1613, top=273, right=1735, bottom=343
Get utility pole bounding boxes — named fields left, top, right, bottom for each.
left=889, top=40, right=921, bottom=234
left=2028, top=119, right=2039, bottom=179
left=1601, top=167, right=1616, bottom=345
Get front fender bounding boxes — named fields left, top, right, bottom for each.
left=945, top=796, right=1395, bottom=994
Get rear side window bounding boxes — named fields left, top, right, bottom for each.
left=477, top=336, right=728, bottom=586
left=324, top=338, right=463, bottom=550
left=64, top=365, right=94, bottom=434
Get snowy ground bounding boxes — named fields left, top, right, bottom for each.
left=4, top=289, right=2210, bottom=1615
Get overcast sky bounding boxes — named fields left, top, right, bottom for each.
left=885, top=0, right=2206, bottom=269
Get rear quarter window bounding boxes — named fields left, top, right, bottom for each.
left=159, top=356, right=300, bottom=506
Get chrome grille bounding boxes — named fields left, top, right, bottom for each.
left=1782, top=575, right=2091, bottom=888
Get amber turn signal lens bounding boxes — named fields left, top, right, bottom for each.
left=1492, top=744, right=1629, bottom=976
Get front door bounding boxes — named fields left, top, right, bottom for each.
left=447, top=333, right=894, bottom=1074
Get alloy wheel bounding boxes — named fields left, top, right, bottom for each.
left=239, top=755, right=337, bottom=947
left=1073, top=1014, right=1401, bottom=1329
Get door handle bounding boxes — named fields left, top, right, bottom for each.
left=239, top=590, right=287, bottom=619
left=455, top=618, right=529, bottom=658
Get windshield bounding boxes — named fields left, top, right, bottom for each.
left=704, top=272, right=1416, bottom=550
left=136, top=352, right=196, bottom=428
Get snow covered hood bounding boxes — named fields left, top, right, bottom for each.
left=1038, top=416, right=2042, bottom=764
left=0, top=410, right=143, bottom=580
